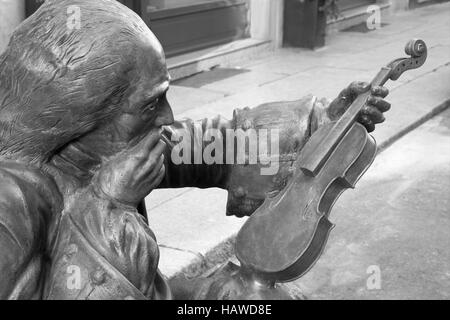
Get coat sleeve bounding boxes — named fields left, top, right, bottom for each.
left=158, top=114, right=233, bottom=189
left=159, top=96, right=333, bottom=190
left=44, top=184, right=170, bottom=300
left=0, top=167, right=52, bottom=299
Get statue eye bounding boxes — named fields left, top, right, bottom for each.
left=143, top=98, right=159, bottom=112
left=149, top=98, right=159, bottom=109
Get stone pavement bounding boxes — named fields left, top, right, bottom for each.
left=146, top=3, right=450, bottom=280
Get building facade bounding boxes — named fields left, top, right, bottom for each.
left=0, top=0, right=439, bottom=76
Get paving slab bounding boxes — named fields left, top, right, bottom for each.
left=200, top=68, right=290, bottom=96
left=374, top=65, right=450, bottom=148
left=146, top=188, right=192, bottom=211
left=167, top=85, right=226, bottom=116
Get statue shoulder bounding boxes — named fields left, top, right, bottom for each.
left=0, top=162, right=55, bottom=299
left=0, top=161, right=61, bottom=215
left=0, top=162, right=58, bottom=237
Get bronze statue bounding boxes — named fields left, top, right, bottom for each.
left=0, top=0, right=390, bottom=300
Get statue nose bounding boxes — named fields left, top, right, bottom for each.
left=155, top=97, right=174, bottom=127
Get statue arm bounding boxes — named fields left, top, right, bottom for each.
left=158, top=96, right=332, bottom=190
left=158, top=114, right=233, bottom=189
left=158, top=82, right=389, bottom=192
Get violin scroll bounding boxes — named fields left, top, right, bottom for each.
left=389, top=39, right=427, bottom=81
left=405, top=39, right=426, bottom=57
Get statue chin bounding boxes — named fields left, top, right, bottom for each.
left=226, top=195, right=264, bottom=218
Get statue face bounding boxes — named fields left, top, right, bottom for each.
left=225, top=100, right=312, bottom=217
left=226, top=164, right=272, bottom=217
left=114, top=39, right=174, bottom=143
left=226, top=162, right=294, bottom=217
left=0, top=0, right=176, bottom=165
left=72, top=33, right=175, bottom=160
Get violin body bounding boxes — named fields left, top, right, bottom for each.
left=236, top=122, right=376, bottom=281
left=235, top=39, right=428, bottom=285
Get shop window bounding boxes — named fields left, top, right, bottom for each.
left=338, top=0, right=377, bottom=11
left=121, top=0, right=250, bottom=57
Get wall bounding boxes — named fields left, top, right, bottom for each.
left=250, top=0, right=284, bottom=47
left=390, top=0, right=411, bottom=11
left=0, top=0, right=25, bottom=53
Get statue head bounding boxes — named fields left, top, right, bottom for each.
left=226, top=99, right=314, bottom=217
left=0, top=0, right=173, bottom=171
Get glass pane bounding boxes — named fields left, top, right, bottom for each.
left=147, top=0, right=221, bottom=11
left=338, top=0, right=376, bottom=11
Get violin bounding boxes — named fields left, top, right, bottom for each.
left=235, top=39, right=428, bottom=283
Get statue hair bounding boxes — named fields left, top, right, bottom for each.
left=0, top=0, right=152, bottom=163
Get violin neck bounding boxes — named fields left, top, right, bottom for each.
left=335, top=67, right=392, bottom=134
left=300, top=67, right=392, bottom=176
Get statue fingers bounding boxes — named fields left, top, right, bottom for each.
left=142, top=164, right=166, bottom=191
left=141, top=148, right=165, bottom=177
left=348, top=81, right=371, bottom=96
left=332, top=81, right=370, bottom=115
left=134, top=128, right=163, bottom=159
left=367, top=96, right=391, bottom=113
left=359, top=114, right=376, bottom=132
left=362, top=105, right=385, bottom=124
left=371, top=85, right=389, bottom=98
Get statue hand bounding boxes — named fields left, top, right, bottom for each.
left=328, top=81, right=391, bottom=132
left=93, top=129, right=166, bottom=206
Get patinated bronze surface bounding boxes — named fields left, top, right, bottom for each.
left=0, top=0, right=390, bottom=300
